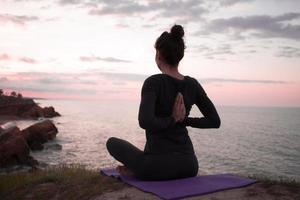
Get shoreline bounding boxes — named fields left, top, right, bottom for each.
left=0, top=115, right=26, bottom=126
left=0, top=115, right=40, bottom=127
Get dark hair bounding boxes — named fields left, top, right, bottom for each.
left=155, top=24, right=185, bottom=67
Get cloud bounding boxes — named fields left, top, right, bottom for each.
left=0, top=71, right=145, bottom=99
left=195, top=44, right=235, bottom=59
left=88, top=1, right=149, bottom=16
left=115, top=23, right=130, bottom=28
left=37, top=77, right=69, bottom=84
left=0, top=54, right=38, bottom=63
left=14, top=72, right=98, bottom=85
left=80, top=56, right=131, bottom=63
left=92, top=71, right=290, bottom=86
left=0, top=65, right=10, bottom=69
left=83, top=0, right=208, bottom=22
left=1, top=71, right=292, bottom=101
left=153, top=0, right=207, bottom=21
left=0, top=54, right=11, bottom=61
left=276, top=46, right=300, bottom=58
left=141, top=23, right=157, bottom=28
left=36, top=76, right=97, bottom=85
left=0, top=72, right=98, bottom=95
left=58, top=0, right=81, bottom=5
left=19, top=57, right=37, bottom=64
left=198, top=78, right=289, bottom=84
left=3, top=84, right=96, bottom=94
left=218, top=0, right=255, bottom=6
left=99, top=72, right=147, bottom=82
left=0, top=13, right=38, bottom=26
left=201, top=12, right=300, bottom=41
left=0, top=77, right=9, bottom=83
left=57, top=0, right=258, bottom=23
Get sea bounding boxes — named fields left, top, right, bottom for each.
left=3, top=99, right=300, bottom=181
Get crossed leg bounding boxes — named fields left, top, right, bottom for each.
left=106, top=137, right=144, bottom=176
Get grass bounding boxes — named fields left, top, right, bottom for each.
left=249, top=174, right=300, bottom=187
left=248, top=174, right=300, bottom=195
left=1, top=166, right=299, bottom=200
left=0, top=164, right=127, bottom=200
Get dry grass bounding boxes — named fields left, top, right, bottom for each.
left=249, top=175, right=300, bottom=187
left=0, top=164, right=127, bottom=200
left=248, top=174, right=300, bottom=195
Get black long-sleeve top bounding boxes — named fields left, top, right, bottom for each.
left=138, top=73, right=221, bottom=155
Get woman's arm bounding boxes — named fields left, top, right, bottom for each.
left=138, top=77, right=176, bottom=131
left=183, top=81, right=221, bottom=128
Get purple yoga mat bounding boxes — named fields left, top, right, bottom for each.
left=100, top=168, right=256, bottom=200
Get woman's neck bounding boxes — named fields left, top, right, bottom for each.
left=160, top=64, right=184, bottom=80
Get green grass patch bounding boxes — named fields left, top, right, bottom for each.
left=0, top=164, right=127, bottom=200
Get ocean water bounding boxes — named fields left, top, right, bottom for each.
left=9, top=99, right=300, bottom=181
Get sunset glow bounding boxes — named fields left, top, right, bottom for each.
left=1, top=0, right=300, bottom=107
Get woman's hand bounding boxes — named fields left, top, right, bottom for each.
left=172, top=92, right=186, bottom=123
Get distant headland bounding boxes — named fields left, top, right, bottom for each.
left=0, top=89, right=61, bottom=169
left=0, top=89, right=60, bottom=124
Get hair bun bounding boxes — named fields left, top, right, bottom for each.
left=170, top=24, right=184, bottom=40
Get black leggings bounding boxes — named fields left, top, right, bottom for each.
left=106, top=137, right=199, bottom=181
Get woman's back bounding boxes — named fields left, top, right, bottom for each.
left=138, top=73, right=210, bottom=155
left=152, top=74, right=200, bottom=117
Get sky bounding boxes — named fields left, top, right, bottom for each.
left=0, top=0, right=300, bottom=107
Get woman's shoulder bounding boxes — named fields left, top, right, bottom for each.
left=187, top=76, right=207, bottom=95
left=186, top=76, right=200, bottom=85
left=143, top=74, right=162, bottom=84
left=141, top=74, right=162, bottom=89
left=147, top=73, right=163, bottom=80
left=143, top=74, right=200, bottom=86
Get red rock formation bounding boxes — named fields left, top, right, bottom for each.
left=42, top=106, right=60, bottom=118
left=0, top=96, right=60, bottom=168
left=0, top=96, right=60, bottom=119
left=0, top=127, right=37, bottom=167
left=22, top=120, right=58, bottom=150
left=19, top=106, right=61, bottom=118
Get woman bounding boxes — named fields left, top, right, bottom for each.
left=106, top=24, right=221, bottom=181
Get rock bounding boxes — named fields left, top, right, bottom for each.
left=0, top=96, right=60, bottom=119
left=19, top=105, right=44, bottom=118
left=0, top=126, right=38, bottom=167
left=42, top=106, right=61, bottom=118
left=20, top=105, right=60, bottom=119
left=45, top=143, right=62, bottom=151
left=21, top=120, right=58, bottom=151
left=0, top=126, right=21, bottom=143
left=29, top=141, right=45, bottom=151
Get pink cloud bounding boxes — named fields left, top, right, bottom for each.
left=0, top=54, right=11, bottom=61
left=1, top=72, right=299, bottom=107
left=80, top=56, right=131, bottom=63
left=0, top=72, right=139, bottom=100
left=19, top=57, right=37, bottom=64
left=0, top=54, right=38, bottom=64
left=0, top=13, right=38, bottom=26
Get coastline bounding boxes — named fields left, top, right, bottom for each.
left=0, top=115, right=25, bottom=126
left=0, top=95, right=61, bottom=169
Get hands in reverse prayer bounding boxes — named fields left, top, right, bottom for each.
left=172, top=92, right=186, bottom=123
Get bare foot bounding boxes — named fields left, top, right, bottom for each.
left=116, top=165, right=135, bottom=176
